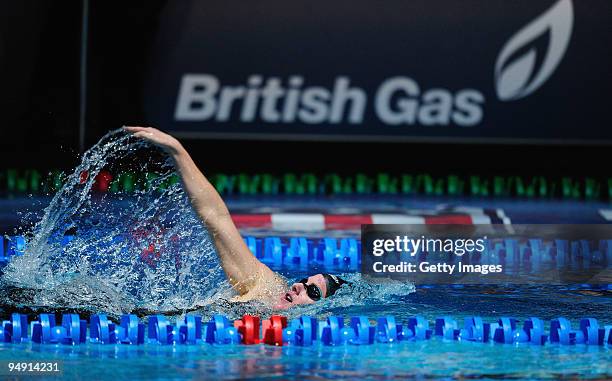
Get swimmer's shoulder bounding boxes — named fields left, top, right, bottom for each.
left=270, top=272, right=289, bottom=289
left=232, top=273, right=287, bottom=303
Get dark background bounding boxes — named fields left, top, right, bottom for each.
left=0, top=0, right=608, bottom=178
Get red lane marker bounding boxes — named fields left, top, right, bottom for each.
left=324, top=214, right=373, bottom=228
left=94, top=170, right=113, bottom=192
left=262, top=315, right=287, bottom=346
left=79, top=170, right=89, bottom=184
left=140, top=243, right=159, bottom=268
left=424, top=215, right=472, bottom=224
left=234, top=315, right=261, bottom=345
left=231, top=214, right=272, bottom=228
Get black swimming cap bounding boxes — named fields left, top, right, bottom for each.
left=322, top=274, right=349, bottom=297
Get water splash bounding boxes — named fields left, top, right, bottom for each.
left=2, top=129, right=224, bottom=316
left=281, top=273, right=415, bottom=320
left=192, top=273, right=416, bottom=321
left=1, top=128, right=415, bottom=319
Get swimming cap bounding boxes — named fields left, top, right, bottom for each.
left=322, top=273, right=349, bottom=297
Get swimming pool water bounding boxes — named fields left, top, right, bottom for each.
left=1, top=254, right=611, bottom=379
left=1, top=338, right=611, bottom=380
left=1, top=282, right=610, bottom=380
left=1, top=191, right=610, bottom=380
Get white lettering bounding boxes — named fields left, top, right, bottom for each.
left=453, top=90, right=485, bottom=126
left=173, top=74, right=485, bottom=127
left=418, top=89, right=453, bottom=125
left=261, top=78, right=284, bottom=122
left=375, top=77, right=420, bottom=125
left=298, top=87, right=330, bottom=124
left=329, top=77, right=367, bottom=124
left=175, top=74, right=219, bottom=121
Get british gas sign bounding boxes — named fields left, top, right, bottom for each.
left=145, top=0, right=611, bottom=143
left=175, top=75, right=484, bottom=127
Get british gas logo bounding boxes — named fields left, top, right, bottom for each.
left=174, top=0, right=573, bottom=127
left=495, top=0, right=573, bottom=101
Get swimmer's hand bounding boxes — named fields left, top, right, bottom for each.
left=122, top=126, right=181, bottom=154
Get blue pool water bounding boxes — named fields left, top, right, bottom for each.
left=1, top=255, right=610, bottom=380
left=0, top=130, right=610, bottom=380
left=1, top=337, right=610, bottom=380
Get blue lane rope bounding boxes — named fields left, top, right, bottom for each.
left=1, top=235, right=611, bottom=271
left=1, top=313, right=610, bottom=347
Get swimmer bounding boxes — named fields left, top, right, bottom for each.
left=123, top=126, right=348, bottom=309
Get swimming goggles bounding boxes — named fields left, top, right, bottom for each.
left=299, top=278, right=322, bottom=301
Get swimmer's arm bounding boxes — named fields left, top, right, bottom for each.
left=123, top=126, right=278, bottom=294
left=171, top=145, right=280, bottom=293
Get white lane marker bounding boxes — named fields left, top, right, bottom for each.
left=271, top=213, right=325, bottom=231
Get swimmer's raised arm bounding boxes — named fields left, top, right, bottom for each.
left=122, top=126, right=283, bottom=295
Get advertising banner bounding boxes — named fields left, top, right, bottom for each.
left=145, top=0, right=612, bottom=144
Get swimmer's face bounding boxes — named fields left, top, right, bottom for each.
left=278, top=274, right=327, bottom=308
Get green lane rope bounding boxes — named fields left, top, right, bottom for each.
left=0, top=169, right=610, bottom=201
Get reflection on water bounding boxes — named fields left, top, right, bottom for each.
left=0, top=339, right=610, bottom=381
